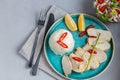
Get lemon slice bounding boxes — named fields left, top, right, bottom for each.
left=65, top=14, right=77, bottom=31
left=78, top=14, right=85, bottom=31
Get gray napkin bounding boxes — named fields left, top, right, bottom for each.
left=19, top=5, right=67, bottom=80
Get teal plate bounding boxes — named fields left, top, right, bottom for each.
left=44, top=14, right=114, bottom=80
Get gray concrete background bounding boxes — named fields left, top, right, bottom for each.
left=0, top=0, right=120, bottom=80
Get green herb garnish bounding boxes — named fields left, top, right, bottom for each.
left=86, top=33, right=101, bottom=70
left=111, top=0, right=116, bottom=2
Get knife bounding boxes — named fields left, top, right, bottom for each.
left=31, top=13, right=55, bottom=76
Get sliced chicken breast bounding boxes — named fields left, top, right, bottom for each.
left=78, top=56, right=88, bottom=73
left=87, top=28, right=112, bottom=42
left=69, top=53, right=88, bottom=73
left=83, top=44, right=92, bottom=51
left=75, top=47, right=85, bottom=56
left=69, top=54, right=80, bottom=71
left=95, top=49, right=107, bottom=63
left=62, top=56, right=72, bottom=76
left=83, top=52, right=90, bottom=60
left=88, top=37, right=110, bottom=51
left=96, top=29, right=112, bottom=42
left=87, top=28, right=98, bottom=36
left=88, top=37, right=105, bottom=45
left=90, top=55, right=100, bottom=69
left=75, top=47, right=90, bottom=64
left=96, top=41, right=110, bottom=51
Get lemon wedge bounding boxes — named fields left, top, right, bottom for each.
left=65, top=14, right=77, bottom=31
left=78, top=14, right=85, bottom=31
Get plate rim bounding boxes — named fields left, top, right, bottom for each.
left=44, top=13, right=115, bottom=80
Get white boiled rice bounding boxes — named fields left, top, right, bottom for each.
left=49, top=29, right=74, bottom=55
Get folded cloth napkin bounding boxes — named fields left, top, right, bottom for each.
left=19, top=5, right=68, bottom=80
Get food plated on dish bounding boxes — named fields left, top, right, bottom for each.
left=94, top=0, right=120, bottom=22
left=44, top=13, right=114, bottom=80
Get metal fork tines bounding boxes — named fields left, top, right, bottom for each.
left=28, top=9, right=46, bottom=68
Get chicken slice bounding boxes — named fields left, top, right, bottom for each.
left=83, top=44, right=92, bottom=51
left=83, top=44, right=100, bottom=70
left=62, top=56, right=72, bottom=76
left=87, top=28, right=112, bottom=42
left=96, top=41, right=110, bottom=51
left=69, top=54, right=80, bottom=71
left=88, top=37, right=105, bottom=45
left=78, top=56, right=88, bottom=73
left=75, top=48, right=90, bottom=60
left=69, top=53, right=88, bottom=73
left=75, top=47, right=85, bottom=56
left=88, top=37, right=110, bottom=51
left=96, top=29, right=112, bottom=42
left=90, top=55, right=100, bottom=69
left=87, top=28, right=98, bottom=36
left=95, top=49, right=107, bottom=63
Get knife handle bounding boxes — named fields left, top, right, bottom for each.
left=31, top=45, right=43, bottom=75
left=44, top=13, right=54, bottom=35
left=28, top=27, right=40, bottom=68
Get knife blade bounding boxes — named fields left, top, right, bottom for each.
left=31, top=13, right=55, bottom=76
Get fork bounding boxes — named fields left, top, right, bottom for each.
left=28, top=9, right=46, bottom=68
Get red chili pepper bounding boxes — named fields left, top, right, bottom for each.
left=99, top=4, right=108, bottom=13
left=86, top=25, right=95, bottom=32
left=89, top=36, right=97, bottom=38
left=58, top=32, right=68, bottom=41
left=97, top=0, right=105, bottom=4
left=79, top=31, right=86, bottom=37
left=87, top=49, right=97, bottom=54
left=116, top=0, right=120, bottom=3
left=57, top=41, right=68, bottom=48
left=79, top=25, right=95, bottom=37
left=115, top=9, right=120, bottom=14
left=72, top=57, right=83, bottom=62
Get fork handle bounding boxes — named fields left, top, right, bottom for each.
left=31, top=44, right=43, bottom=75
left=28, top=26, right=41, bottom=67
